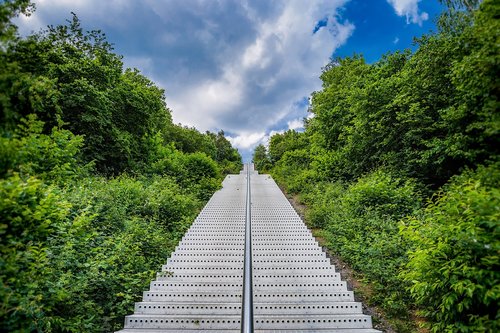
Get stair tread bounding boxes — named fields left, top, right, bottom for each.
left=114, top=166, right=380, bottom=332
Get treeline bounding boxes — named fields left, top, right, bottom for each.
left=0, top=1, right=241, bottom=332
left=254, top=1, right=498, bottom=332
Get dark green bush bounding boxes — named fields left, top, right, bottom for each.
left=271, top=149, right=316, bottom=193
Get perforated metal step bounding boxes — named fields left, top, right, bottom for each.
left=116, top=165, right=380, bottom=332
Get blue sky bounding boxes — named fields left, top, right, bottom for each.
left=15, top=0, right=445, bottom=162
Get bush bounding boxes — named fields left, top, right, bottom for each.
left=272, top=149, right=315, bottom=193
left=174, top=152, right=222, bottom=200
left=302, top=181, right=345, bottom=228
left=0, top=171, right=205, bottom=332
left=318, top=170, right=421, bottom=318
left=0, top=174, right=73, bottom=331
left=0, top=114, right=86, bottom=183
left=401, top=163, right=500, bottom=332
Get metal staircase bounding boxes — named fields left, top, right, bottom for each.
left=115, top=164, right=380, bottom=332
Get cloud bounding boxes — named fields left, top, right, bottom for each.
left=227, top=132, right=267, bottom=150
left=15, top=0, right=354, bottom=161
left=386, top=0, right=429, bottom=25
left=166, top=1, right=354, bottom=133
left=287, top=118, right=304, bottom=131
left=228, top=128, right=287, bottom=156
left=393, top=37, right=400, bottom=44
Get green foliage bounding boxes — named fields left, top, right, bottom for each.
left=0, top=172, right=201, bottom=332
left=265, top=130, right=313, bottom=190
left=0, top=8, right=241, bottom=332
left=265, top=4, right=499, bottom=330
left=0, top=174, right=71, bottom=331
left=1, top=9, right=241, bottom=176
left=0, top=114, right=86, bottom=183
left=54, top=175, right=201, bottom=331
left=306, top=1, right=499, bottom=187
left=252, top=144, right=271, bottom=172
left=302, top=181, right=344, bottom=229
left=272, top=150, right=316, bottom=193
left=339, top=170, right=419, bottom=219
left=401, top=163, right=500, bottom=332
left=0, top=112, right=214, bottom=331
left=207, top=130, right=242, bottom=174
left=439, top=0, right=481, bottom=12
left=448, top=0, right=500, bottom=162
left=143, top=137, right=223, bottom=201
left=303, top=170, right=420, bottom=318
left=268, top=130, right=308, bottom=165
left=175, top=152, right=222, bottom=201
left=1, top=13, right=173, bottom=174
left=165, top=124, right=216, bottom=158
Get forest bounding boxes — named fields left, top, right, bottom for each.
left=0, top=1, right=242, bottom=331
left=254, top=0, right=498, bottom=332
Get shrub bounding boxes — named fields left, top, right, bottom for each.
left=0, top=174, right=71, bottom=331
left=0, top=114, right=86, bottom=183
left=401, top=162, right=500, bottom=332
left=320, top=170, right=421, bottom=317
left=302, top=181, right=345, bottom=228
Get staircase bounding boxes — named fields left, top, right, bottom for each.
left=116, top=165, right=380, bottom=332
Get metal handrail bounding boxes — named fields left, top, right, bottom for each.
left=241, top=163, right=254, bottom=332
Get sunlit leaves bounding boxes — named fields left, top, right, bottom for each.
left=401, top=163, right=500, bottom=332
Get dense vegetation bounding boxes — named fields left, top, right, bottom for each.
left=254, top=0, right=499, bottom=332
left=0, top=1, right=241, bottom=331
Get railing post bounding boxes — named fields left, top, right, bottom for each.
left=241, top=163, right=254, bottom=332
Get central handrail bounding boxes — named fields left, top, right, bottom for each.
left=241, top=163, right=254, bottom=332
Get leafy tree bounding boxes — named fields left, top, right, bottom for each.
left=1, top=13, right=173, bottom=174
left=306, top=0, right=498, bottom=187
left=0, top=174, right=72, bottom=331
left=0, top=114, right=85, bottom=183
left=165, top=124, right=216, bottom=158
left=0, top=6, right=241, bottom=332
left=206, top=130, right=242, bottom=173
left=252, top=144, right=271, bottom=172
left=439, top=0, right=481, bottom=11
left=304, top=170, right=420, bottom=319
left=268, top=130, right=308, bottom=165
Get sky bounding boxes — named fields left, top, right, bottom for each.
left=15, top=0, right=445, bottom=162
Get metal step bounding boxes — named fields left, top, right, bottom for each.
left=115, top=165, right=380, bottom=332
left=115, top=328, right=380, bottom=333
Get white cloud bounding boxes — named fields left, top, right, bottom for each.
left=227, top=132, right=267, bottom=150
left=169, top=0, right=354, bottom=136
left=16, top=0, right=133, bottom=35
left=387, top=0, right=429, bottom=25
left=287, top=118, right=304, bottom=131
left=242, top=37, right=270, bottom=69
